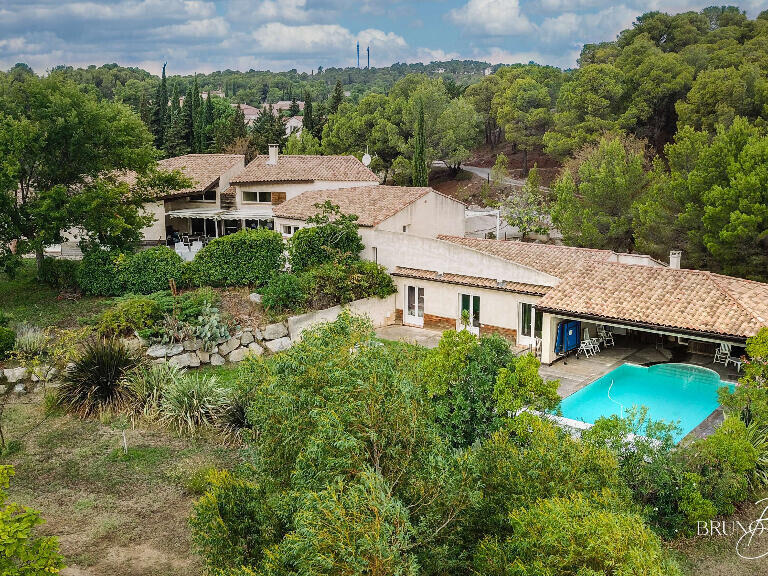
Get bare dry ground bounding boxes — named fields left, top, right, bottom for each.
left=465, top=142, right=561, bottom=186
left=2, top=390, right=238, bottom=576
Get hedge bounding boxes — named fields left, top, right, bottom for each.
left=188, top=229, right=285, bottom=287
left=78, top=249, right=124, bottom=296
left=288, top=223, right=363, bottom=272
left=262, top=273, right=306, bottom=313
left=119, top=246, right=184, bottom=295
left=0, top=327, right=15, bottom=361
left=38, top=257, right=81, bottom=291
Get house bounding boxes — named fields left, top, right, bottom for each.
left=232, top=103, right=261, bottom=126
left=286, top=116, right=303, bottom=136
left=272, top=185, right=466, bottom=243
left=272, top=100, right=304, bottom=115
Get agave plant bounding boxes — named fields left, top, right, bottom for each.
left=59, top=338, right=139, bottom=417
left=160, top=371, right=231, bottom=435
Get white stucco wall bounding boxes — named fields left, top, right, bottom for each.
left=374, top=192, right=465, bottom=238
left=140, top=201, right=167, bottom=244
left=236, top=180, right=377, bottom=205
left=288, top=294, right=397, bottom=341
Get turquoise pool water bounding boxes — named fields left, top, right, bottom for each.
left=559, top=363, right=735, bottom=441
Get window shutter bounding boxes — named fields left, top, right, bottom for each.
left=272, top=192, right=287, bottom=205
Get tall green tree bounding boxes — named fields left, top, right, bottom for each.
left=412, top=100, right=428, bottom=186
left=149, top=62, right=168, bottom=149
left=303, top=91, right=314, bottom=135
left=329, top=79, right=344, bottom=114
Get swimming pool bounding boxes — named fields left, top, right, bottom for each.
left=559, top=363, right=735, bottom=441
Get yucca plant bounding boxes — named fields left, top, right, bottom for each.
left=124, top=362, right=185, bottom=418
left=745, top=421, right=768, bottom=488
left=214, top=381, right=256, bottom=445
left=59, top=338, right=139, bottom=417
left=160, top=372, right=231, bottom=435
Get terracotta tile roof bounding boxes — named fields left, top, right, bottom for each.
left=220, top=186, right=236, bottom=202
left=231, top=155, right=379, bottom=184
left=536, top=262, right=768, bottom=340
left=393, top=267, right=550, bottom=296
left=273, top=185, right=435, bottom=227
left=155, top=154, right=244, bottom=198
left=437, top=236, right=618, bottom=278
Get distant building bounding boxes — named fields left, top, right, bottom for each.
left=202, top=89, right=225, bottom=99
left=285, top=116, right=303, bottom=136
left=232, top=103, right=261, bottom=126
left=272, top=100, right=305, bottom=115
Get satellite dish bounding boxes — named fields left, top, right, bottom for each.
left=362, top=153, right=372, bottom=166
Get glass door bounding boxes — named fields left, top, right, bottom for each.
left=458, top=293, right=480, bottom=335
left=519, top=303, right=542, bottom=345
left=404, top=285, right=424, bottom=327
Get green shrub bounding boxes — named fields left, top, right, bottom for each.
left=78, top=249, right=124, bottom=296
left=303, top=260, right=395, bottom=309
left=261, top=273, right=306, bottom=313
left=160, top=372, right=231, bottom=435
left=38, top=257, right=80, bottom=291
left=189, top=229, right=285, bottom=287
left=58, top=338, right=138, bottom=417
left=120, top=246, right=185, bottom=295
left=98, top=297, right=164, bottom=336
left=13, top=323, right=47, bottom=358
left=195, top=303, right=230, bottom=352
left=178, top=287, right=220, bottom=323
left=348, top=260, right=396, bottom=300
left=0, top=327, right=14, bottom=361
left=185, top=466, right=216, bottom=496
left=0, top=312, right=9, bottom=327
left=124, top=363, right=185, bottom=417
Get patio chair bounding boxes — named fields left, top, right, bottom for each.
left=577, top=338, right=596, bottom=358
left=597, top=326, right=614, bottom=347
left=584, top=328, right=601, bottom=353
left=713, top=343, right=731, bottom=365
left=726, top=355, right=744, bottom=372
left=174, top=241, right=188, bottom=255
left=191, top=240, right=203, bottom=252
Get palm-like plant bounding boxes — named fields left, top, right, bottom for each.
left=160, top=372, right=231, bottom=435
left=745, top=421, right=768, bottom=488
left=58, top=338, right=139, bottom=417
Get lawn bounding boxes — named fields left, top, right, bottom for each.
left=0, top=260, right=110, bottom=328
left=1, top=386, right=238, bottom=576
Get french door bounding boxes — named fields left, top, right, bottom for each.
left=519, top=302, right=543, bottom=345
left=458, top=293, right=480, bottom=336
left=405, top=285, right=424, bottom=327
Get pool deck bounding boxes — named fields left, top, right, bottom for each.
left=539, top=344, right=741, bottom=440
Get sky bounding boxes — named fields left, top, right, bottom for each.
left=1, top=1, right=768, bottom=76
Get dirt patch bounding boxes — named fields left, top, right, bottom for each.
left=429, top=167, right=506, bottom=208
left=465, top=143, right=561, bottom=186
left=215, top=286, right=267, bottom=332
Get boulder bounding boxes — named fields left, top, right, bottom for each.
left=248, top=342, right=264, bottom=356
left=265, top=337, right=292, bottom=354
left=217, top=337, right=240, bottom=357
left=13, top=383, right=26, bottom=395
left=240, top=331, right=254, bottom=346
left=183, top=339, right=203, bottom=351
left=147, top=343, right=184, bottom=358
left=3, top=367, right=27, bottom=384
left=31, top=365, right=55, bottom=383
left=252, top=328, right=263, bottom=341
left=249, top=293, right=262, bottom=304
left=263, top=323, right=288, bottom=340
left=197, top=350, right=211, bottom=364
left=169, top=352, right=200, bottom=369
left=210, top=353, right=226, bottom=366
left=228, top=348, right=250, bottom=363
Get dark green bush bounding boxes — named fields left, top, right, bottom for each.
left=303, top=260, right=395, bottom=309
left=348, top=260, right=397, bottom=300
left=120, top=246, right=185, bottom=295
left=38, top=257, right=81, bottom=291
left=0, top=311, right=9, bottom=327
left=178, top=287, right=220, bottom=323
left=78, top=249, right=124, bottom=296
left=59, top=338, right=139, bottom=417
left=0, top=326, right=15, bottom=361
left=287, top=202, right=364, bottom=272
left=98, top=297, right=165, bottom=336
left=189, top=229, right=285, bottom=287
left=262, top=273, right=306, bottom=313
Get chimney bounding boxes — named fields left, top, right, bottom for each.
left=669, top=250, right=682, bottom=269
left=267, top=144, right=278, bottom=165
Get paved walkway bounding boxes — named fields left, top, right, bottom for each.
left=375, top=325, right=443, bottom=349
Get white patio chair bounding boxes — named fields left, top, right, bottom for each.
left=597, top=325, right=614, bottom=347
left=191, top=240, right=203, bottom=252
left=584, top=328, right=601, bottom=353
left=578, top=338, right=595, bottom=358
left=713, top=343, right=731, bottom=365
left=174, top=241, right=187, bottom=255
left=726, top=356, right=744, bottom=372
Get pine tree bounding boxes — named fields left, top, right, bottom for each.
left=288, top=96, right=300, bottom=117
left=412, top=101, right=429, bottom=187
left=192, top=76, right=203, bottom=152
left=303, top=91, right=314, bottom=134
left=138, top=92, right=150, bottom=126
left=165, top=85, right=188, bottom=157
left=150, top=62, right=168, bottom=149
left=329, top=80, right=344, bottom=114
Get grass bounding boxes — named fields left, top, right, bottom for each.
left=0, top=260, right=110, bottom=328
left=1, top=389, right=238, bottom=576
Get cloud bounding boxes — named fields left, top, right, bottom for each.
left=539, top=5, right=638, bottom=45
left=448, top=0, right=534, bottom=36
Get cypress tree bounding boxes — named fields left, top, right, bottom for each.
left=303, top=91, right=314, bottom=134
left=150, top=63, right=168, bottom=149
left=329, top=79, right=344, bottom=114
left=412, top=101, right=428, bottom=187
left=181, top=83, right=196, bottom=150
left=203, top=93, right=214, bottom=151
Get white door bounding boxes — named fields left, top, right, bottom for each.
left=458, top=293, right=480, bottom=336
left=404, top=285, right=424, bottom=327
left=518, top=302, right=543, bottom=345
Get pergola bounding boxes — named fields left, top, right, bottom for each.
left=166, top=206, right=275, bottom=237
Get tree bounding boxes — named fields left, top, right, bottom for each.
left=0, top=75, right=183, bottom=275
left=329, top=79, right=344, bottom=114
left=465, top=75, right=502, bottom=147
left=303, top=91, right=314, bottom=134
left=285, top=131, right=321, bottom=155
left=0, top=465, right=64, bottom=574
left=552, top=134, right=648, bottom=252
left=288, top=96, right=300, bottom=117
left=287, top=201, right=364, bottom=271
left=412, top=100, right=428, bottom=186
left=149, top=62, right=168, bottom=149
left=499, top=165, right=550, bottom=239
left=434, top=97, right=483, bottom=175
left=495, top=76, right=553, bottom=175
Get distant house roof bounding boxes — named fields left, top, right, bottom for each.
left=393, top=267, right=550, bottom=296
left=536, top=262, right=768, bottom=341
left=437, top=236, right=623, bottom=278
left=231, top=155, right=379, bottom=184
left=273, top=185, right=436, bottom=227
left=156, top=154, right=244, bottom=199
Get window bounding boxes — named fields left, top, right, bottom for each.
left=282, top=224, right=300, bottom=236
left=372, top=246, right=377, bottom=263
left=245, top=219, right=274, bottom=230
left=521, top=303, right=532, bottom=337
left=460, top=293, right=480, bottom=327
left=402, top=225, right=408, bottom=233
left=243, top=191, right=272, bottom=203
left=189, top=189, right=216, bottom=202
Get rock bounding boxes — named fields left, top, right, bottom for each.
left=31, top=365, right=55, bottom=383
left=210, top=353, right=225, bottom=366
left=249, top=293, right=262, bottom=304
left=228, top=348, right=250, bottom=363
left=122, top=337, right=145, bottom=354
left=217, top=337, right=240, bottom=357
left=183, top=339, right=203, bottom=351
left=252, top=328, right=263, bottom=341
left=13, top=383, right=26, bottom=395
left=197, top=350, right=210, bottom=364
left=264, top=337, right=292, bottom=354
left=240, top=331, right=254, bottom=345
left=147, top=343, right=184, bottom=358
left=169, top=352, right=200, bottom=369
left=263, top=322, right=288, bottom=340
left=152, top=358, right=167, bottom=365
left=248, top=342, right=264, bottom=356
left=3, top=367, right=27, bottom=384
